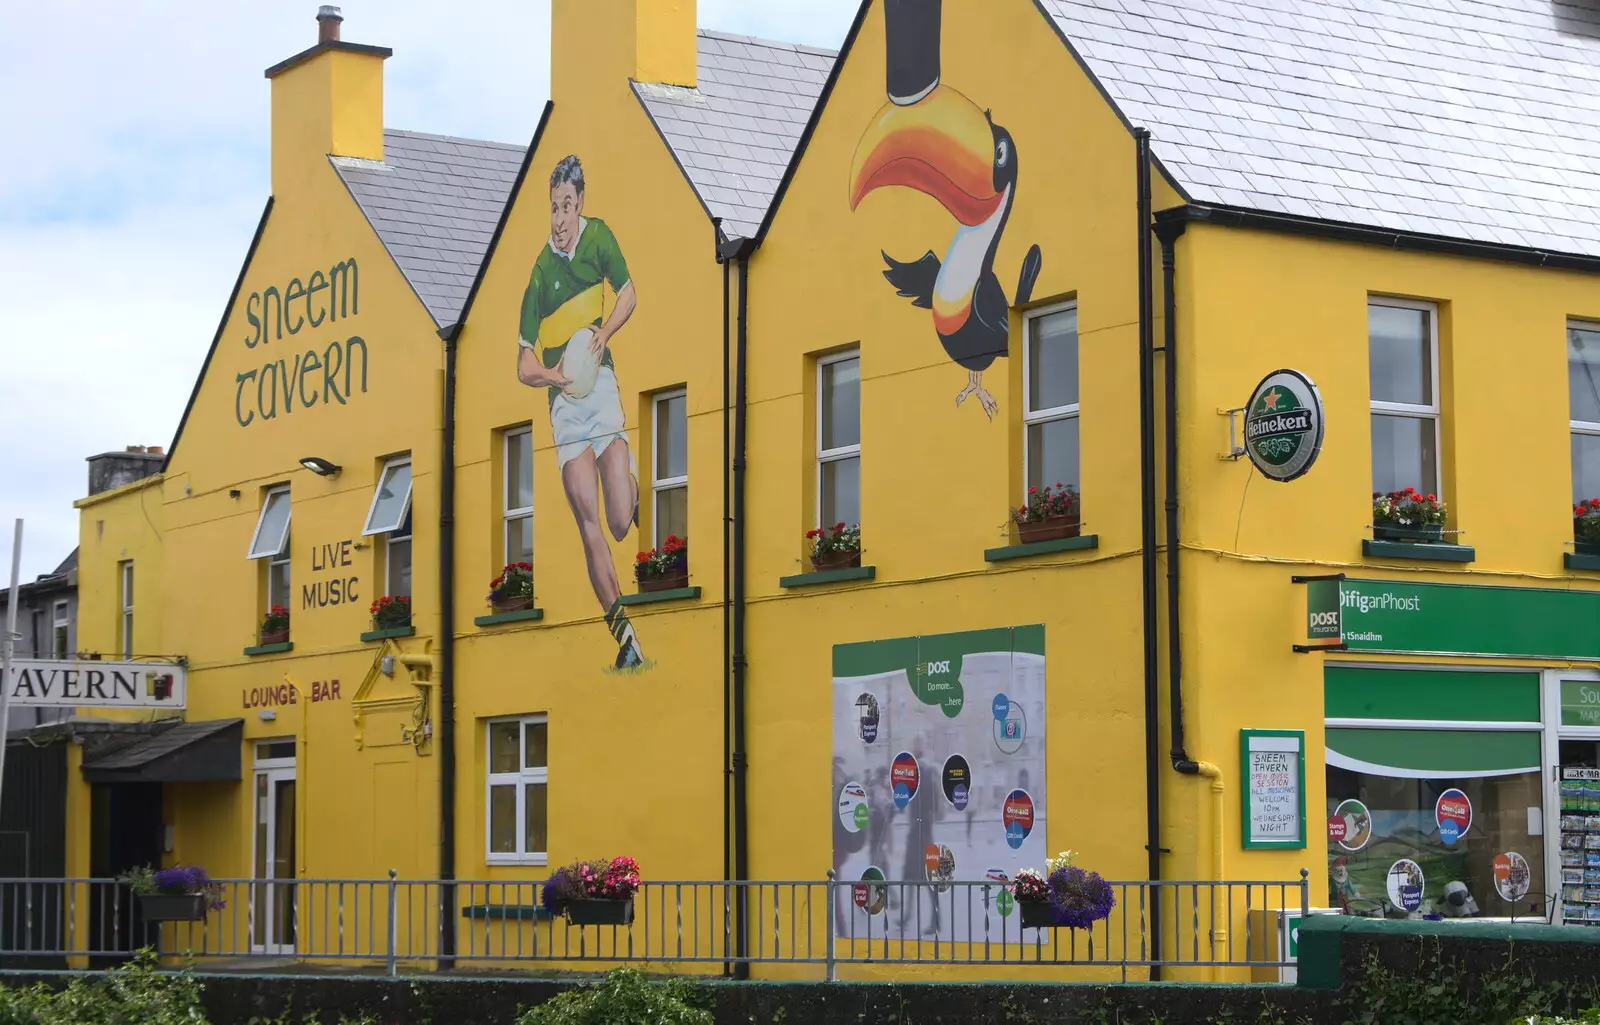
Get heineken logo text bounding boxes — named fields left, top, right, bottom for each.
left=1246, top=411, right=1313, bottom=439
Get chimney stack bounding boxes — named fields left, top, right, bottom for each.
left=317, top=5, right=343, bottom=43
left=88, top=447, right=165, bottom=497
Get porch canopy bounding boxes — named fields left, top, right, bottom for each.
left=80, top=719, right=244, bottom=784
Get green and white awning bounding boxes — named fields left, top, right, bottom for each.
left=1325, top=727, right=1540, bottom=779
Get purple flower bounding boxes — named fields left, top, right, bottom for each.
left=1045, top=866, right=1116, bottom=929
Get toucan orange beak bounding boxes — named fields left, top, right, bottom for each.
left=849, top=85, right=1002, bottom=227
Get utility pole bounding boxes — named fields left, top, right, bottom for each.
left=0, top=519, right=23, bottom=813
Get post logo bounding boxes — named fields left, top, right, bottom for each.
left=1243, top=369, right=1324, bottom=482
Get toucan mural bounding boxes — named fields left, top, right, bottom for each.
left=850, top=0, right=1043, bottom=420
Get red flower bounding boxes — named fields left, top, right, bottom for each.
left=1426, top=494, right=1437, bottom=503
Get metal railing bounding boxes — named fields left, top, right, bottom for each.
left=0, top=872, right=1309, bottom=980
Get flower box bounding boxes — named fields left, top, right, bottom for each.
left=1019, top=901, right=1058, bottom=929
left=812, top=549, right=863, bottom=571
left=636, top=536, right=689, bottom=592
left=492, top=594, right=534, bottom=613
left=1373, top=520, right=1443, bottom=543
left=565, top=898, right=635, bottom=927
left=1576, top=502, right=1600, bottom=555
left=1016, top=512, right=1081, bottom=545
left=639, top=570, right=690, bottom=593
left=138, top=893, right=208, bottom=922
left=369, top=595, right=412, bottom=631
left=1577, top=539, right=1600, bottom=558
left=259, top=627, right=290, bottom=645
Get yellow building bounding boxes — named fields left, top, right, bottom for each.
left=42, top=0, right=1600, bottom=978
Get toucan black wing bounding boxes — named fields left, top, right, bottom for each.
left=881, top=250, right=940, bottom=310
left=1014, top=244, right=1043, bottom=307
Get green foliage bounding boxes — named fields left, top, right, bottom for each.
left=516, top=968, right=711, bottom=1025
left=1522, top=1013, right=1600, bottom=1025
left=1334, top=940, right=1599, bottom=1025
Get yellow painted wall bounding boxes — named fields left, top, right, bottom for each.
left=449, top=0, right=729, bottom=893
left=1169, top=221, right=1600, bottom=909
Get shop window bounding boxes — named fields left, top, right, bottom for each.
left=503, top=427, right=533, bottom=567
left=249, top=487, right=293, bottom=630
left=652, top=390, right=688, bottom=547
left=1327, top=756, right=1545, bottom=921
left=1023, top=303, right=1080, bottom=496
left=118, top=561, right=133, bottom=658
left=1569, top=323, right=1600, bottom=505
left=486, top=715, right=548, bottom=864
left=55, top=600, right=71, bottom=660
left=1368, top=299, right=1440, bottom=498
left=817, top=352, right=861, bottom=529
left=364, top=456, right=414, bottom=603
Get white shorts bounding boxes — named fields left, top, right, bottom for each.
left=551, top=366, right=634, bottom=471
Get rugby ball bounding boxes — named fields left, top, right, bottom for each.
left=559, top=327, right=600, bottom=399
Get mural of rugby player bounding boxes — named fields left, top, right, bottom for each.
left=516, top=155, right=646, bottom=670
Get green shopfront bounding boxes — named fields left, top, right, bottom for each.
left=1312, top=578, right=1600, bottom=926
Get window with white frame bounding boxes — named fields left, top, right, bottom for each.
left=817, top=352, right=861, bottom=528
left=249, top=486, right=293, bottom=616
left=1570, top=323, right=1600, bottom=504
left=119, top=561, right=134, bottom=658
left=486, top=715, right=548, bottom=863
left=1023, top=304, right=1081, bottom=495
left=54, top=600, right=70, bottom=660
left=1369, top=299, right=1441, bottom=497
left=364, top=456, right=414, bottom=599
left=504, top=427, right=533, bottom=567
left=653, top=391, right=688, bottom=546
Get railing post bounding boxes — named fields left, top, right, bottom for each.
left=825, top=870, right=837, bottom=983
left=386, top=869, right=398, bottom=977
left=1299, top=868, right=1310, bottom=921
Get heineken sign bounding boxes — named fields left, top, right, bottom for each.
left=1244, top=369, right=1324, bottom=482
left=1305, top=578, right=1600, bottom=660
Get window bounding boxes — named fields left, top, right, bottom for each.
left=248, top=487, right=292, bottom=560
left=1023, top=304, right=1080, bottom=495
left=1369, top=299, right=1440, bottom=498
left=120, top=560, right=134, bottom=659
left=387, top=511, right=412, bottom=600
left=1569, top=323, right=1600, bottom=503
left=486, top=715, right=548, bottom=864
left=652, top=391, right=688, bottom=546
left=363, top=456, right=413, bottom=599
left=250, top=487, right=292, bottom=616
left=54, top=600, right=71, bottom=660
left=363, top=457, right=413, bottom=536
left=817, top=352, right=861, bottom=528
left=504, top=427, right=533, bottom=567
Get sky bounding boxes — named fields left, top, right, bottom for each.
left=0, top=0, right=860, bottom=585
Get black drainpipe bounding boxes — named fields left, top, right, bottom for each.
left=438, top=322, right=460, bottom=967
left=718, top=233, right=758, bottom=979
left=1133, top=128, right=1164, bottom=981
left=715, top=219, right=734, bottom=978
left=1157, top=219, right=1198, bottom=776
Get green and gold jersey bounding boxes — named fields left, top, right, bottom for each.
left=518, top=217, right=631, bottom=403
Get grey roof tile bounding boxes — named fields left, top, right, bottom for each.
left=634, top=30, right=835, bottom=239
left=333, top=129, right=525, bottom=326
left=1042, top=0, right=1600, bottom=256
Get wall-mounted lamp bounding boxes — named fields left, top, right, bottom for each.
left=228, top=489, right=241, bottom=499
left=299, top=456, right=342, bottom=477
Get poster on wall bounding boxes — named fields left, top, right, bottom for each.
left=831, top=626, right=1045, bottom=933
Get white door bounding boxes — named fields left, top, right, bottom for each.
left=252, top=753, right=297, bottom=954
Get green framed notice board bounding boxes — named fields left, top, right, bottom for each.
left=1241, top=729, right=1306, bottom=850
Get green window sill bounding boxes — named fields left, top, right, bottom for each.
left=243, top=642, right=294, bottom=656
left=474, top=608, right=545, bottom=627
left=617, top=586, right=702, bottom=606
left=361, top=625, right=416, bottom=642
left=1362, top=539, right=1476, bottom=563
left=778, top=566, right=876, bottom=589
left=1567, top=552, right=1600, bottom=571
left=985, top=534, right=1100, bottom=563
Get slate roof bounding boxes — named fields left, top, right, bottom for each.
left=333, top=130, right=527, bottom=326
left=81, top=719, right=242, bottom=771
left=634, top=30, right=837, bottom=239
left=1042, top=0, right=1600, bottom=257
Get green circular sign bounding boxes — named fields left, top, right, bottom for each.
left=996, top=888, right=1015, bottom=917
left=1244, top=369, right=1324, bottom=482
